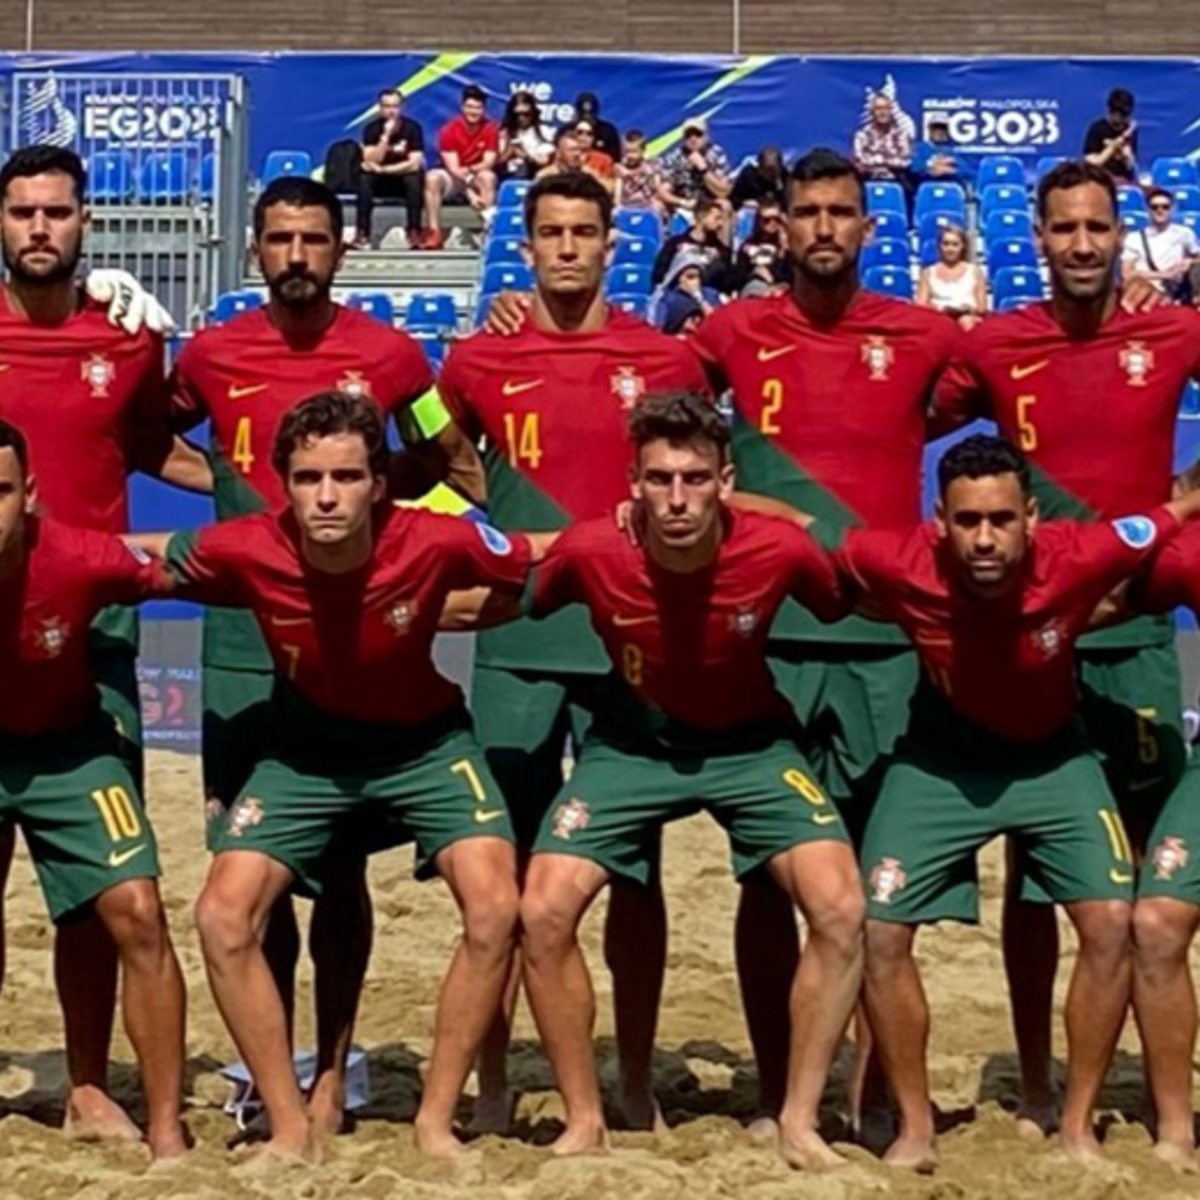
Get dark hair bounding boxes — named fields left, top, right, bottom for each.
left=624, top=129, right=646, bottom=145
left=462, top=85, right=487, bottom=107
left=789, top=147, right=864, bottom=204
left=0, top=145, right=86, bottom=205
left=937, top=434, right=1030, bottom=496
left=0, top=418, right=30, bottom=479
left=1147, top=186, right=1174, bottom=206
left=378, top=88, right=401, bottom=103
left=253, top=175, right=343, bottom=243
left=576, top=91, right=600, bottom=115
left=629, top=392, right=730, bottom=463
left=1036, top=159, right=1118, bottom=223
left=694, top=194, right=722, bottom=217
left=1108, top=87, right=1135, bottom=117
left=553, top=125, right=580, bottom=149
left=503, top=89, right=546, bottom=138
left=524, top=170, right=613, bottom=233
left=272, top=391, right=389, bottom=481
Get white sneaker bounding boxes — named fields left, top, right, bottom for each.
left=379, top=226, right=409, bottom=251
left=445, top=227, right=465, bottom=249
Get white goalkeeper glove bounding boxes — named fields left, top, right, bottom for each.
left=85, top=269, right=177, bottom=336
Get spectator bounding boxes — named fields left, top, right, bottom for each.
left=654, top=245, right=722, bottom=335
left=574, top=92, right=621, bottom=160
left=574, top=119, right=617, bottom=193
left=1122, top=187, right=1200, bottom=301
left=1084, top=87, right=1138, bottom=183
left=914, top=115, right=967, bottom=182
left=422, top=84, right=499, bottom=250
left=615, top=130, right=666, bottom=215
left=660, top=117, right=733, bottom=214
left=498, top=90, right=553, bottom=181
left=650, top=194, right=732, bottom=289
left=915, top=224, right=986, bottom=330
left=536, top=127, right=584, bottom=180
left=354, top=88, right=425, bottom=250
left=853, top=94, right=914, bottom=192
left=728, top=199, right=791, bottom=297
left=731, top=146, right=787, bottom=211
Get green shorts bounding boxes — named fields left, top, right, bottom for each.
left=768, top=643, right=918, bottom=831
left=862, top=735, right=1134, bottom=925
left=472, top=665, right=596, bottom=847
left=0, top=721, right=160, bottom=922
left=213, top=717, right=513, bottom=896
left=92, top=641, right=143, bottom=783
left=531, top=729, right=849, bottom=886
left=1138, top=756, right=1200, bottom=906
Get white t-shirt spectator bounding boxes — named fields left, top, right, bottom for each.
left=1123, top=223, right=1200, bottom=290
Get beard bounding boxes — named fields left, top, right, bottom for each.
left=266, top=269, right=331, bottom=309
left=2, top=236, right=81, bottom=286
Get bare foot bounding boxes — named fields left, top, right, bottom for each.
left=746, top=1115, right=780, bottom=1146
left=1015, top=1101, right=1058, bottom=1141
left=307, top=1074, right=347, bottom=1139
left=147, top=1122, right=190, bottom=1160
left=234, top=1132, right=322, bottom=1171
left=1153, top=1141, right=1199, bottom=1173
left=550, top=1120, right=608, bottom=1156
left=413, top=1119, right=463, bottom=1159
left=1058, top=1129, right=1104, bottom=1162
left=468, top=1088, right=516, bottom=1136
left=616, top=1085, right=665, bottom=1132
left=63, top=1088, right=143, bottom=1143
left=780, top=1126, right=848, bottom=1171
left=882, top=1132, right=938, bottom=1173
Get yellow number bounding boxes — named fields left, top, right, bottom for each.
left=761, top=378, right=784, bottom=436
left=1136, top=707, right=1160, bottom=766
left=783, top=768, right=827, bottom=805
left=91, top=785, right=141, bottom=841
left=622, top=643, right=644, bottom=688
left=1098, top=807, right=1133, bottom=865
left=232, top=415, right=255, bottom=474
left=502, top=411, right=543, bottom=470
left=1016, top=394, right=1037, bottom=452
left=280, top=642, right=301, bottom=680
left=451, top=758, right=487, bottom=802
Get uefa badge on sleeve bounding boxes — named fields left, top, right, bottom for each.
left=476, top=523, right=513, bottom=557
left=1112, top=515, right=1157, bottom=550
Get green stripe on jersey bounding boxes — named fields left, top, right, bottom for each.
left=477, top=448, right=608, bottom=674
left=732, top=417, right=908, bottom=647
left=1025, top=462, right=1174, bottom=651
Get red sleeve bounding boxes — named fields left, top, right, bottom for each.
left=164, top=523, right=250, bottom=606
left=777, top=523, right=851, bottom=623
left=685, top=315, right=730, bottom=394
left=125, top=333, right=176, bottom=473
left=675, top=339, right=715, bottom=399
left=165, top=337, right=210, bottom=433
left=438, top=120, right=460, bottom=156
left=436, top=347, right=479, bottom=441
left=929, top=332, right=989, bottom=435
left=382, top=332, right=437, bottom=416
left=1135, top=528, right=1199, bottom=613
left=832, top=528, right=912, bottom=610
left=1061, top=508, right=1182, bottom=601
left=441, top=517, right=532, bottom=592
left=80, top=529, right=171, bottom=605
left=482, top=123, right=501, bottom=153
left=527, top=532, right=584, bottom=618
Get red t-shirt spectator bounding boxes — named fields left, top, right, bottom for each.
left=438, top=116, right=500, bottom=170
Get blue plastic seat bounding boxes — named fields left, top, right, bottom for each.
left=865, top=180, right=907, bottom=217
left=140, top=151, right=191, bottom=202
left=915, top=181, right=967, bottom=221
left=1121, top=210, right=1150, bottom=233
left=614, top=208, right=663, bottom=243
left=983, top=209, right=1035, bottom=244
left=987, top=239, right=1038, bottom=272
left=480, top=264, right=533, bottom=296
left=483, top=237, right=525, bottom=268
left=1035, top=155, right=1067, bottom=180
left=1117, top=186, right=1148, bottom=215
left=860, top=238, right=911, bottom=272
left=1151, top=158, right=1200, bottom=190
left=979, top=184, right=1028, bottom=219
left=262, top=149, right=313, bottom=183
left=667, top=210, right=693, bottom=237
left=609, top=293, right=649, bottom=318
left=612, top=236, right=658, bottom=268
left=212, top=290, right=264, bottom=324
left=733, top=206, right=756, bottom=248
left=917, top=209, right=967, bottom=244
left=863, top=265, right=913, bottom=300
left=1170, top=185, right=1200, bottom=214
left=198, top=152, right=217, bottom=201
left=346, top=291, right=396, bottom=325
left=473, top=292, right=498, bottom=329
left=412, top=331, right=446, bottom=370
left=871, top=211, right=909, bottom=242
left=406, top=291, right=459, bottom=332
left=991, top=266, right=1042, bottom=307
left=996, top=295, right=1037, bottom=313
left=976, top=155, right=1025, bottom=191
left=496, top=179, right=532, bottom=210
left=89, top=151, right=134, bottom=203
left=490, top=209, right=527, bottom=238
left=918, top=237, right=941, bottom=267
left=606, top=264, right=652, bottom=295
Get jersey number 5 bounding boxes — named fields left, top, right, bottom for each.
left=1016, top=395, right=1037, bottom=452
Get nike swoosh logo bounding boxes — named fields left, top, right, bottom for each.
left=1127, top=777, right=1165, bottom=794
left=1009, top=361, right=1049, bottom=381
left=501, top=379, right=544, bottom=397
left=269, top=615, right=310, bottom=628
left=474, top=809, right=507, bottom=824
left=228, top=384, right=269, bottom=400
left=813, top=812, right=841, bottom=826
left=1109, top=868, right=1134, bottom=886
left=756, top=345, right=795, bottom=363
left=613, top=614, right=657, bottom=628
left=108, top=844, right=146, bottom=868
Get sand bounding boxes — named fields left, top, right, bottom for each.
left=0, top=749, right=1197, bottom=1199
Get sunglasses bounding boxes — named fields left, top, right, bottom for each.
left=1150, top=203, right=1172, bottom=211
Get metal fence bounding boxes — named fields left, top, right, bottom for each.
left=6, top=70, right=249, bottom=328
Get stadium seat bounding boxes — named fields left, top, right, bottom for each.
left=497, top=178, right=532, bottom=210
left=667, top=210, right=693, bottom=237
left=1117, top=186, right=1148, bottom=215
left=979, top=184, right=1028, bottom=219
left=614, top=208, right=662, bottom=243
left=1181, top=380, right=1200, bottom=418
left=860, top=238, right=911, bottom=272
left=865, top=181, right=907, bottom=217
left=733, top=206, right=756, bottom=248
left=483, top=237, right=525, bottom=268
left=346, top=291, right=396, bottom=325
left=1181, top=212, right=1200, bottom=234
left=473, top=293, right=497, bottom=329
left=609, top=293, right=649, bottom=318
left=992, top=266, right=1043, bottom=307
left=1035, top=155, right=1067, bottom=180
left=480, top=264, right=533, bottom=296
left=983, top=209, right=1035, bottom=244
left=406, top=291, right=459, bottom=332
left=1151, top=157, right=1200, bottom=190
left=607, top=264, right=653, bottom=295
left=198, top=152, right=216, bottom=201
left=976, top=155, right=1025, bottom=191
left=996, top=295, right=1037, bottom=313
left=491, top=209, right=527, bottom=238
left=88, top=150, right=134, bottom=203
left=918, top=237, right=941, bottom=268
left=915, top=181, right=967, bottom=221
left=412, top=332, right=447, bottom=370
left=987, top=238, right=1038, bottom=272
left=612, top=236, right=658, bottom=268
left=863, top=265, right=913, bottom=300
left=212, top=289, right=264, bottom=324
left=1170, top=185, right=1200, bottom=214
left=140, top=151, right=191, bottom=203
left=262, top=149, right=313, bottom=183
left=1121, top=210, right=1150, bottom=233
left=917, top=209, right=966, bottom=244
left=871, top=211, right=909, bottom=242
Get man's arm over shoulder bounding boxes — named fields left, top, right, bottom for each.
left=776, top=520, right=851, bottom=623
left=928, top=322, right=991, bottom=437
left=162, top=520, right=252, bottom=606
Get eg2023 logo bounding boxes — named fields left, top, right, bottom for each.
left=922, top=98, right=1062, bottom=150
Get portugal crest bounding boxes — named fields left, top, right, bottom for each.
left=81, top=353, right=116, bottom=398
left=1152, top=835, right=1189, bottom=881
left=35, top=616, right=70, bottom=658
left=861, top=336, right=893, bottom=382
left=869, top=856, right=907, bottom=904
left=337, top=370, right=373, bottom=399
left=227, top=797, right=265, bottom=837
left=611, top=367, right=646, bottom=410
left=551, top=797, right=592, bottom=841
left=728, top=608, right=760, bottom=637
left=385, top=600, right=416, bottom=635
left=1119, top=341, right=1154, bottom=387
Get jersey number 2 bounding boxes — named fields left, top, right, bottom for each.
left=760, top=379, right=784, bottom=436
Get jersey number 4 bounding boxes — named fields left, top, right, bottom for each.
left=232, top=416, right=255, bottom=474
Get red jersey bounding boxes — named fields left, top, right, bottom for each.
left=690, top=290, right=960, bottom=646
left=0, top=290, right=170, bottom=533
left=1134, top=521, right=1200, bottom=614
left=169, top=304, right=435, bottom=512
left=528, top=511, right=843, bottom=744
left=0, top=519, right=165, bottom=738
left=440, top=309, right=709, bottom=673
left=836, top=509, right=1179, bottom=743
left=438, top=116, right=500, bottom=168
left=165, top=508, right=531, bottom=730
